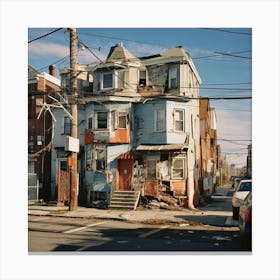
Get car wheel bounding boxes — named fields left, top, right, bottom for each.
left=232, top=206, right=239, bottom=220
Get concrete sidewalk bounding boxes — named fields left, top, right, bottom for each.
left=28, top=186, right=235, bottom=226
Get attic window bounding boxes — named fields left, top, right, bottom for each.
left=139, top=70, right=147, bottom=86
left=169, top=68, right=177, bottom=89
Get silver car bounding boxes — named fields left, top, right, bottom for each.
left=232, top=179, right=252, bottom=220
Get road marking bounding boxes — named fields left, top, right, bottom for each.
left=32, top=217, right=50, bottom=222
left=63, top=221, right=107, bottom=234
left=139, top=225, right=169, bottom=238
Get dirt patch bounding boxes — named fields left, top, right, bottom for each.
left=142, top=218, right=202, bottom=226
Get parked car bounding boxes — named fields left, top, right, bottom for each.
left=232, top=179, right=252, bottom=220
left=232, top=177, right=242, bottom=189
left=239, top=191, right=252, bottom=250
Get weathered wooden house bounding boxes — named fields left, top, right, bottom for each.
left=50, top=44, right=202, bottom=209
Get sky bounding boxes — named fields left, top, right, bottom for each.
left=28, top=27, right=252, bottom=167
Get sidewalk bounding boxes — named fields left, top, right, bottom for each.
left=28, top=186, right=235, bottom=226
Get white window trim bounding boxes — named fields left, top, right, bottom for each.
left=100, top=71, right=116, bottom=90
left=168, top=68, right=178, bottom=89
left=95, top=111, right=108, bottom=130
left=173, top=109, right=185, bottom=132
left=154, top=109, right=165, bottom=132
left=171, top=156, right=185, bottom=179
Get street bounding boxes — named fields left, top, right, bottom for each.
left=28, top=186, right=244, bottom=252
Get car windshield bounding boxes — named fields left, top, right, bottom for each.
left=238, top=181, right=252, bottom=192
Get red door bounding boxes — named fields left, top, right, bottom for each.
left=118, top=159, right=133, bottom=190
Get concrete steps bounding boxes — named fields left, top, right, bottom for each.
left=110, top=190, right=140, bottom=210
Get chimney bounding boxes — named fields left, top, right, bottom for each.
left=49, top=64, right=56, bottom=77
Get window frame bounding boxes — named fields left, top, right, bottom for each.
left=173, top=109, right=185, bottom=132
left=171, top=156, right=185, bottom=179
left=95, top=111, right=108, bottom=130
left=168, top=68, right=178, bottom=89
left=154, top=109, right=165, bottom=132
left=100, top=71, right=115, bottom=90
left=139, top=70, right=147, bottom=86
left=146, top=159, right=157, bottom=179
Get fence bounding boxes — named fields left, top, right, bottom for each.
left=28, top=173, right=39, bottom=201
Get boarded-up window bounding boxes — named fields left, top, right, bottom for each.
left=86, top=145, right=93, bottom=171
left=174, top=109, right=184, bottom=132
left=172, top=156, right=185, bottom=179
left=147, top=159, right=157, bottom=179
left=155, top=110, right=165, bottom=132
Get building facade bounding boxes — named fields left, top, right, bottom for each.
left=50, top=44, right=203, bottom=209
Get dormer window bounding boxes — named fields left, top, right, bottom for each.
left=100, top=72, right=115, bottom=90
left=169, top=68, right=177, bottom=89
left=139, top=70, right=147, bottom=86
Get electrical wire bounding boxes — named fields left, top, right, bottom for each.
left=28, top=28, right=64, bottom=44
left=200, top=28, right=252, bottom=36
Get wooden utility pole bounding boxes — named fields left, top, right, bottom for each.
left=69, top=28, right=78, bottom=211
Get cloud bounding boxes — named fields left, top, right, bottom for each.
left=29, top=41, right=69, bottom=57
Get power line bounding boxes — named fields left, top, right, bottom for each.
left=201, top=28, right=251, bottom=36
left=214, top=51, right=251, bottom=60
left=28, top=28, right=63, bottom=44
left=192, top=50, right=251, bottom=60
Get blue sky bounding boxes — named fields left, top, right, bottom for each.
left=28, top=27, right=252, bottom=167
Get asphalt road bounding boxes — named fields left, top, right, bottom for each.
left=28, top=215, right=241, bottom=252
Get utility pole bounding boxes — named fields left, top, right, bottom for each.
left=69, top=28, right=78, bottom=211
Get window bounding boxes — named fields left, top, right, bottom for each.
left=86, top=145, right=93, bottom=171
left=174, top=109, right=184, bottom=132
left=96, top=112, right=108, bottom=129
left=88, top=116, right=93, bottom=130
left=147, top=159, right=157, bottom=179
left=154, top=110, right=165, bottom=132
left=139, top=70, right=147, bottom=86
left=95, top=144, right=106, bottom=171
left=172, top=156, right=185, bottom=179
left=169, top=68, right=177, bottom=88
left=101, top=72, right=114, bottom=90
left=118, top=112, right=128, bottom=129
left=63, top=116, right=71, bottom=135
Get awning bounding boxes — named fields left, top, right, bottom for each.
left=136, top=144, right=188, bottom=151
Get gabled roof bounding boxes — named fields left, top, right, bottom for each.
left=106, top=43, right=139, bottom=62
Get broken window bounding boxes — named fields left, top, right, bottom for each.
left=147, top=159, right=157, bottom=179
left=118, top=112, right=128, bottom=129
left=95, top=144, right=106, bottom=171
left=174, top=109, right=184, bottom=132
left=169, top=68, right=177, bottom=88
left=86, top=145, right=93, bottom=171
left=154, top=109, right=165, bottom=132
left=171, top=156, right=185, bottom=179
left=96, top=112, right=108, bottom=129
left=139, top=70, right=147, bottom=86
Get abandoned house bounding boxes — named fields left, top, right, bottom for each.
left=50, top=43, right=207, bottom=209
